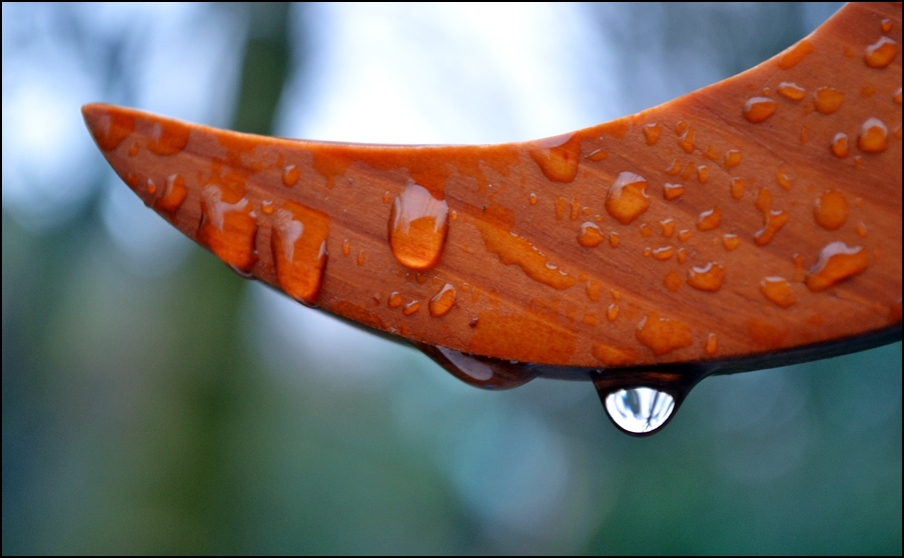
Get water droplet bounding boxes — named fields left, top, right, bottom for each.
left=592, top=343, right=635, bottom=365
left=678, top=229, right=691, bottom=243
left=383, top=191, right=391, bottom=204
left=805, top=242, right=869, bottom=291
left=652, top=246, right=674, bottom=261
left=730, top=177, right=745, bottom=200
left=777, top=82, right=806, bottom=101
left=554, top=196, right=567, bottom=220
left=754, top=211, right=788, bottom=246
left=586, top=279, right=601, bottom=301
left=602, top=387, right=676, bottom=435
left=858, top=117, right=888, bottom=153
left=198, top=186, right=258, bottom=273
left=814, top=190, right=849, bottom=230
left=724, top=150, right=742, bottom=169
left=428, top=284, right=456, bottom=317
left=577, top=222, right=605, bottom=247
left=894, top=87, right=902, bottom=105
left=663, top=183, right=683, bottom=201
left=606, top=303, right=619, bottom=321
left=643, top=123, right=662, bottom=146
left=856, top=221, right=868, bottom=237
left=760, top=276, right=795, bottom=308
left=570, top=198, right=581, bottom=220
left=697, top=165, right=709, bottom=184
left=153, top=174, right=187, bottom=218
left=862, top=85, right=877, bottom=97
left=588, top=148, right=608, bottom=161
left=419, top=345, right=539, bottom=390
left=125, top=172, right=139, bottom=189
left=582, top=314, right=597, bottom=326
left=282, top=165, right=300, bottom=187
left=341, top=239, right=350, bottom=256
left=388, top=292, right=402, bottom=308
left=475, top=213, right=576, bottom=290
left=605, top=172, right=650, bottom=224
left=127, top=142, right=139, bottom=157
left=530, top=133, right=582, bottom=183
left=705, top=333, right=717, bottom=355
left=271, top=202, right=329, bottom=305
left=743, top=97, right=776, bottom=123
left=687, top=262, right=725, bottom=292
left=529, top=192, right=538, bottom=205
left=663, top=272, right=681, bottom=292
left=881, top=18, right=893, bottom=33
left=357, top=250, right=366, bottom=266
left=676, top=248, right=687, bottom=264
left=637, top=313, right=692, bottom=356
left=403, top=300, right=420, bottom=316
left=145, top=178, right=157, bottom=195
left=831, top=133, right=850, bottom=158
left=778, top=39, right=814, bottom=69
left=86, top=109, right=135, bottom=152
left=678, top=126, right=695, bottom=153
left=814, top=87, right=844, bottom=114
left=776, top=168, right=793, bottom=191
left=665, top=159, right=682, bottom=175
left=660, top=219, right=675, bottom=238
left=146, top=119, right=190, bottom=156
left=722, top=234, right=740, bottom=250
left=389, top=182, right=449, bottom=270
left=639, top=223, right=653, bottom=237
left=696, top=207, right=722, bottom=231
left=609, top=232, right=620, bottom=248
left=864, top=36, right=898, bottom=68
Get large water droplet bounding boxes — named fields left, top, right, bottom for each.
left=197, top=185, right=258, bottom=273
left=814, top=87, right=844, bottom=114
left=602, top=387, right=676, bottom=435
left=858, top=118, right=888, bottom=153
left=577, top=222, right=605, bottom=247
left=605, top=172, right=650, bottom=224
left=389, top=182, right=449, bottom=270
left=271, top=202, right=330, bottom=305
left=418, top=344, right=540, bottom=390
left=743, top=97, right=776, bottom=123
left=814, top=190, right=848, bottom=230
left=428, top=283, right=456, bottom=317
left=805, top=242, right=869, bottom=291
left=864, top=36, right=898, bottom=68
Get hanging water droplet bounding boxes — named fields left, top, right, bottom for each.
left=418, top=344, right=540, bottom=390
left=602, top=387, right=676, bottom=436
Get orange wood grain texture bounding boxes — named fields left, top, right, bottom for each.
left=83, top=3, right=901, bottom=369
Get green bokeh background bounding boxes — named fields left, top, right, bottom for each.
left=3, top=3, right=901, bottom=554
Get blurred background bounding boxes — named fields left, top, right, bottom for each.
left=2, top=2, right=901, bottom=554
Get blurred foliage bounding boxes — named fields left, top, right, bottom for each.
left=2, top=2, right=901, bottom=555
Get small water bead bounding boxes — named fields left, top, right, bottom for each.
left=805, top=242, right=869, bottom=292
left=663, top=183, right=683, bottom=200
left=145, top=178, right=157, bottom=195
left=609, top=232, right=620, bottom=248
left=705, top=334, right=717, bottom=355
left=814, top=190, right=849, bottom=230
left=602, top=387, right=676, bottom=436
left=664, top=272, right=681, bottom=292
left=862, top=85, right=877, bottom=97
left=697, top=165, right=709, bottom=184
left=128, top=142, right=140, bottom=157
left=388, top=292, right=403, bottom=308
left=357, top=250, right=366, bottom=266
left=777, top=82, right=806, bottom=101
left=636, top=313, right=692, bottom=356
left=389, top=182, right=449, bottom=270
left=529, top=192, right=537, bottom=205
left=814, top=87, right=844, bottom=114
left=282, top=165, right=300, bottom=187
left=605, top=172, right=650, bottom=224
left=577, top=222, right=605, bottom=247
left=403, top=300, right=420, bottom=316
left=864, top=36, right=898, bottom=69
left=643, top=123, right=662, bottom=145
left=686, top=262, right=725, bottom=292
left=858, top=118, right=888, bottom=153
left=125, top=172, right=140, bottom=189
left=704, top=145, right=720, bottom=161
left=271, top=202, right=330, bottom=305
left=696, top=207, right=722, bottom=231
left=570, top=198, right=581, bottom=220
left=197, top=186, right=258, bottom=273
left=760, top=276, right=795, bottom=308
left=588, top=149, right=608, bottom=161
left=831, top=133, right=850, bottom=158
left=86, top=108, right=135, bottom=152
left=778, top=39, right=814, bottom=69
left=776, top=169, right=793, bottom=191
left=722, top=234, right=740, bottom=250
left=383, top=191, right=391, bottom=204
left=678, top=229, right=690, bottom=242
left=724, top=149, right=742, bottom=168
left=639, top=223, right=653, bottom=237
left=881, top=18, right=893, bottom=33
left=743, top=97, right=776, bottom=123
left=681, top=161, right=695, bottom=180
left=428, top=284, right=456, bottom=317
left=894, top=88, right=902, bottom=105
left=153, top=174, right=187, bottom=218
left=856, top=222, right=868, bottom=237
left=652, top=246, right=674, bottom=261
left=660, top=219, right=675, bottom=238
left=730, top=177, right=745, bottom=200
left=606, top=303, right=619, bottom=321
left=754, top=211, right=789, bottom=246
left=678, top=127, right=695, bottom=153
left=666, top=159, right=682, bottom=175
left=677, top=248, right=687, bottom=264
left=586, top=280, right=601, bottom=301
left=342, top=239, right=350, bottom=256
